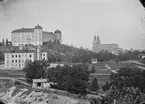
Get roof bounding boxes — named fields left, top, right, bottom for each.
left=54, top=29, right=61, bottom=34
left=11, top=28, right=34, bottom=33
left=11, top=24, right=42, bottom=33
left=33, top=79, right=47, bottom=83
left=43, top=31, right=54, bottom=35
left=34, top=24, right=42, bottom=29
left=4, top=45, right=47, bottom=53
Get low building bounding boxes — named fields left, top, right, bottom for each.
left=138, top=53, right=145, bottom=59
left=91, top=59, right=98, bottom=64
left=4, top=45, right=47, bottom=69
left=32, top=78, right=50, bottom=88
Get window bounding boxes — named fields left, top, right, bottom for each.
left=12, top=60, right=14, bottom=63
left=19, top=60, right=21, bottom=63
left=30, top=54, right=32, bottom=57
left=12, top=55, right=14, bottom=58
left=15, top=55, right=17, bottom=58
left=7, top=55, right=9, bottom=58
left=15, top=60, right=17, bottom=63
left=19, top=55, right=21, bottom=58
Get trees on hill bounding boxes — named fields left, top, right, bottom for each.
left=102, top=67, right=145, bottom=103
left=90, top=65, right=95, bottom=73
left=48, top=64, right=90, bottom=94
left=91, top=78, right=99, bottom=92
left=23, top=60, right=90, bottom=94
left=23, top=60, right=50, bottom=83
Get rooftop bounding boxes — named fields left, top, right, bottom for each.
left=11, top=28, right=34, bottom=33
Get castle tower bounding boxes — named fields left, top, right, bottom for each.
left=54, top=29, right=62, bottom=44
left=34, top=24, right=43, bottom=45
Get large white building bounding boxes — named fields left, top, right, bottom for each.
left=11, top=24, right=62, bottom=46
left=4, top=45, right=47, bottom=69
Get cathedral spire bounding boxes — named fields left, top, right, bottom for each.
left=96, top=35, right=100, bottom=44
left=94, top=36, right=97, bottom=41
left=97, top=35, right=99, bottom=40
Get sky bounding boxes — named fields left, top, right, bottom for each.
left=0, top=0, right=145, bottom=50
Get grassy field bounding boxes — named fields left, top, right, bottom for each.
left=90, top=74, right=110, bottom=87
left=89, top=62, right=138, bottom=87
left=108, top=62, right=137, bottom=70
left=0, top=70, right=25, bottom=78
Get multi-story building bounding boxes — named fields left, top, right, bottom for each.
left=4, top=45, right=47, bottom=69
left=11, top=24, right=62, bottom=46
left=92, top=36, right=122, bottom=55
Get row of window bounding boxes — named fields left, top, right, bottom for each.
left=7, top=54, right=32, bottom=58
left=7, top=59, right=33, bottom=63
left=6, top=63, right=25, bottom=69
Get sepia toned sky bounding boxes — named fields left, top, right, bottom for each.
left=0, top=0, right=145, bottom=50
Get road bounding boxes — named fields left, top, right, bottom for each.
left=90, top=73, right=110, bottom=76
left=0, top=77, right=30, bottom=86
left=130, top=60, right=145, bottom=66
left=129, top=60, right=145, bottom=70
left=105, top=64, right=117, bottom=73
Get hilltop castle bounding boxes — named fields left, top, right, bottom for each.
left=92, top=36, right=122, bottom=54
left=4, top=24, right=62, bottom=69
left=11, top=24, right=62, bottom=46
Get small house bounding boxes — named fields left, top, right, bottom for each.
left=91, top=59, right=98, bottom=64
left=138, top=54, right=145, bottom=59
left=32, top=78, right=50, bottom=89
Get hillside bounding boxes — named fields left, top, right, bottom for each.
left=42, top=43, right=97, bottom=63
left=0, top=43, right=97, bottom=63
left=0, top=86, right=90, bottom=104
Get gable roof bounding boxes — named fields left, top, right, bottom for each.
left=11, top=28, right=34, bottom=33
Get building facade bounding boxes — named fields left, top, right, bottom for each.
left=11, top=24, right=62, bottom=46
left=92, top=36, right=122, bottom=54
left=4, top=45, right=47, bottom=69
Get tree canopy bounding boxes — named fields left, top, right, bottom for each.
left=23, top=60, right=50, bottom=83
left=102, top=67, right=145, bottom=103
left=48, top=64, right=90, bottom=94
left=91, top=78, right=99, bottom=92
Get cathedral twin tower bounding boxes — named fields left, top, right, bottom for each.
left=92, top=35, right=122, bottom=54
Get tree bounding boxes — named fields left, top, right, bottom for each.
left=91, top=78, right=99, bottom=92
left=0, top=52, right=4, bottom=61
left=0, top=42, right=2, bottom=46
left=23, top=60, right=50, bottom=83
left=2, top=39, right=4, bottom=46
left=91, top=65, right=95, bottom=73
left=102, top=81, right=110, bottom=91
left=48, top=64, right=90, bottom=94
left=6, top=38, right=8, bottom=46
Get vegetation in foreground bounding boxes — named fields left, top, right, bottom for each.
left=102, top=67, right=145, bottom=104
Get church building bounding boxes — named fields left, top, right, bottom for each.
left=92, top=36, right=122, bottom=54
